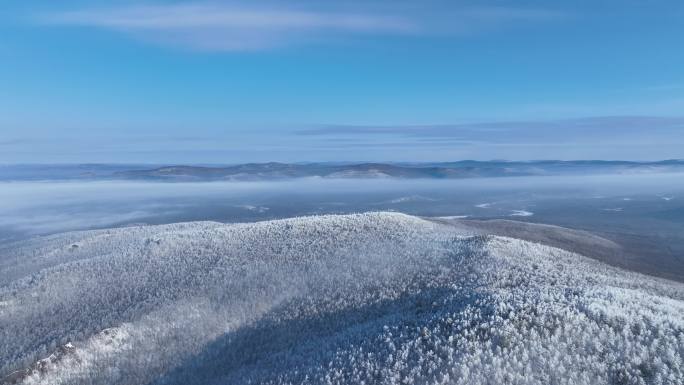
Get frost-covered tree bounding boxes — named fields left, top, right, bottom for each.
left=0, top=213, right=682, bottom=385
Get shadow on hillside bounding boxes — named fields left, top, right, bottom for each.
left=152, top=285, right=488, bottom=385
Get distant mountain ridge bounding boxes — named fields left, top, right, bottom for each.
left=1, top=160, right=683, bottom=181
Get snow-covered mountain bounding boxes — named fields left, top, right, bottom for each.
left=1, top=213, right=682, bottom=385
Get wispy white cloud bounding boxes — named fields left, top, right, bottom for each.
left=299, top=116, right=684, bottom=140
left=38, top=2, right=564, bottom=51
left=40, top=3, right=416, bottom=51
left=296, top=116, right=684, bottom=159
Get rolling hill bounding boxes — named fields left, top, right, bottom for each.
left=1, top=213, right=682, bottom=384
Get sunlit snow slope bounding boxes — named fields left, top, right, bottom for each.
left=1, top=212, right=683, bottom=385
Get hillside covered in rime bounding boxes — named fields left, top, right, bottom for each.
left=1, top=213, right=683, bottom=385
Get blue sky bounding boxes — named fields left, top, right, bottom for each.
left=1, top=0, right=683, bottom=163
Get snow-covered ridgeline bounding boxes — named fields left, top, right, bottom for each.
left=0, top=212, right=682, bottom=385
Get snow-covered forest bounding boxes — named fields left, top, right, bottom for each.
left=1, top=212, right=683, bottom=385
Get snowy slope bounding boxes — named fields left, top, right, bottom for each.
left=0, top=212, right=682, bottom=385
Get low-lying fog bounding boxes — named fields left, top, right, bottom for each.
left=1, top=172, right=682, bottom=245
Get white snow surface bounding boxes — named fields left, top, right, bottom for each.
left=386, top=195, right=437, bottom=204
left=510, top=210, right=534, bottom=217
left=0, top=212, right=683, bottom=385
